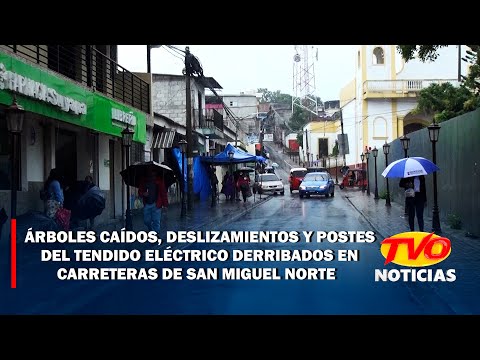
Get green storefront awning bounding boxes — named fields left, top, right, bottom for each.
left=0, top=50, right=146, bottom=144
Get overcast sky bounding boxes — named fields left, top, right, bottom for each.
left=118, top=45, right=358, bottom=102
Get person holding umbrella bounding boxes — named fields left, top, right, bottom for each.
left=382, top=156, right=438, bottom=233
left=399, top=175, right=427, bottom=232
left=138, top=167, right=168, bottom=236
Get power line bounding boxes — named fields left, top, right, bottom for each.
left=161, top=45, right=184, bottom=62
left=166, top=45, right=186, bottom=55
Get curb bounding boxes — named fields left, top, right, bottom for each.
left=197, top=195, right=273, bottom=231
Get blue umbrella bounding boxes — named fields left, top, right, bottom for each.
left=381, top=157, right=439, bottom=178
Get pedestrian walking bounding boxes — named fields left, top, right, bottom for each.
left=138, top=167, right=168, bottom=236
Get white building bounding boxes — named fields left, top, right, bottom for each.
left=339, top=45, right=463, bottom=167
left=221, top=93, right=259, bottom=135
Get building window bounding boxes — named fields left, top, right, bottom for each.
left=373, top=47, right=384, bottom=65
left=373, top=117, right=387, bottom=138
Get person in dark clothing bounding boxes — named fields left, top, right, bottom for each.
left=138, top=168, right=168, bottom=236
left=400, top=175, right=427, bottom=232
left=82, top=175, right=96, bottom=230
left=236, top=172, right=251, bottom=202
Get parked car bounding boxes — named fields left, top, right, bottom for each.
left=306, top=167, right=328, bottom=174
left=253, top=173, right=284, bottom=195
left=289, top=167, right=308, bottom=193
left=264, top=166, right=275, bottom=174
left=299, top=172, right=335, bottom=198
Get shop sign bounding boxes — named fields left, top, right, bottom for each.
left=0, top=50, right=146, bottom=144
left=112, top=107, right=136, bottom=127
left=0, top=62, right=87, bottom=115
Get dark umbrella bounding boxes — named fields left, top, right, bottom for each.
left=120, top=161, right=176, bottom=188
left=237, top=167, right=255, bottom=172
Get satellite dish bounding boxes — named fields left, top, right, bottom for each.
left=294, top=53, right=301, bottom=62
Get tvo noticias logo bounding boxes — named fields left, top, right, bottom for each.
left=374, top=232, right=456, bottom=282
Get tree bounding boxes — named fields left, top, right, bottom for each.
left=397, top=45, right=480, bottom=120
left=296, top=132, right=303, bottom=148
left=288, top=105, right=311, bottom=131
left=331, top=140, right=339, bottom=157
left=414, top=82, right=480, bottom=122
left=396, top=45, right=448, bottom=62
left=257, top=88, right=292, bottom=106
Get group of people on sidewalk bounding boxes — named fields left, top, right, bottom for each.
left=220, top=171, right=252, bottom=203
left=41, top=169, right=102, bottom=231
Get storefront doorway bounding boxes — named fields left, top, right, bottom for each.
left=55, top=129, right=77, bottom=190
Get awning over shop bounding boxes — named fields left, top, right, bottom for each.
left=200, top=143, right=266, bottom=164
left=152, top=129, right=176, bottom=149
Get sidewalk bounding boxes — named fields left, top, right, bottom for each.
left=92, top=193, right=273, bottom=235
left=271, top=143, right=480, bottom=314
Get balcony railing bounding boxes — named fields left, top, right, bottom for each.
left=363, top=79, right=460, bottom=97
left=205, top=109, right=224, bottom=131
left=4, top=45, right=150, bottom=113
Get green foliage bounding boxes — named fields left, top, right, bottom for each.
left=397, top=45, right=480, bottom=119
left=296, top=132, right=303, bottom=148
left=331, top=140, right=339, bottom=157
left=415, top=82, right=476, bottom=122
left=289, top=105, right=311, bottom=131
left=379, top=190, right=388, bottom=200
left=397, top=45, right=448, bottom=62
left=447, top=214, right=462, bottom=230
left=257, top=88, right=292, bottom=105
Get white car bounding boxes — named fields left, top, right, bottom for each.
left=253, top=173, right=284, bottom=195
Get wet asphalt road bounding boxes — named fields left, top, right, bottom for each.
left=1, top=166, right=439, bottom=315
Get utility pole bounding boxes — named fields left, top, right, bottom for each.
left=339, top=108, right=346, bottom=166
left=147, top=45, right=151, bottom=73
left=458, top=45, right=462, bottom=82
left=185, top=46, right=194, bottom=210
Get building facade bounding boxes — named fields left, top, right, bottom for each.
left=0, top=45, right=150, bottom=233
left=149, top=73, right=225, bottom=158
left=339, top=45, right=462, bottom=168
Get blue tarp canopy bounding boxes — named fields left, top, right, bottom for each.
left=200, top=143, right=266, bottom=164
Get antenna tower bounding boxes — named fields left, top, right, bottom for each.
left=292, top=45, right=318, bottom=116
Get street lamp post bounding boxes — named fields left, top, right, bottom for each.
left=365, top=148, right=371, bottom=196
left=372, top=146, right=379, bottom=199
left=383, top=142, right=391, bottom=207
left=428, top=123, right=442, bottom=233
left=178, top=139, right=187, bottom=218
left=228, top=150, right=234, bottom=200
left=228, top=150, right=234, bottom=174
left=121, top=124, right=134, bottom=230
left=360, top=152, right=365, bottom=192
left=400, top=134, right=410, bottom=158
left=400, top=134, right=411, bottom=215
left=335, top=155, right=338, bottom=184
left=5, top=96, right=25, bottom=223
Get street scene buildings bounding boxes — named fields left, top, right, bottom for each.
left=1, top=45, right=480, bottom=315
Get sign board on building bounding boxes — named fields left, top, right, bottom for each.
left=112, top=108, right=137, bottom=127
left=0, top=63, right=87, bottom=115
left=337, top=134, right=350, bottom=155
left=263, top=133, right=274, bottom=142
left=0, top=51, right=147, bottom=144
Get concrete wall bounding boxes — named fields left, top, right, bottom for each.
left=367, top=108, right=480, bottom=235
left=152, top=75, right=204, bottom=128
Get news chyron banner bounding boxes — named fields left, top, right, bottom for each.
left=2, top=219, right=477, bottom=316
